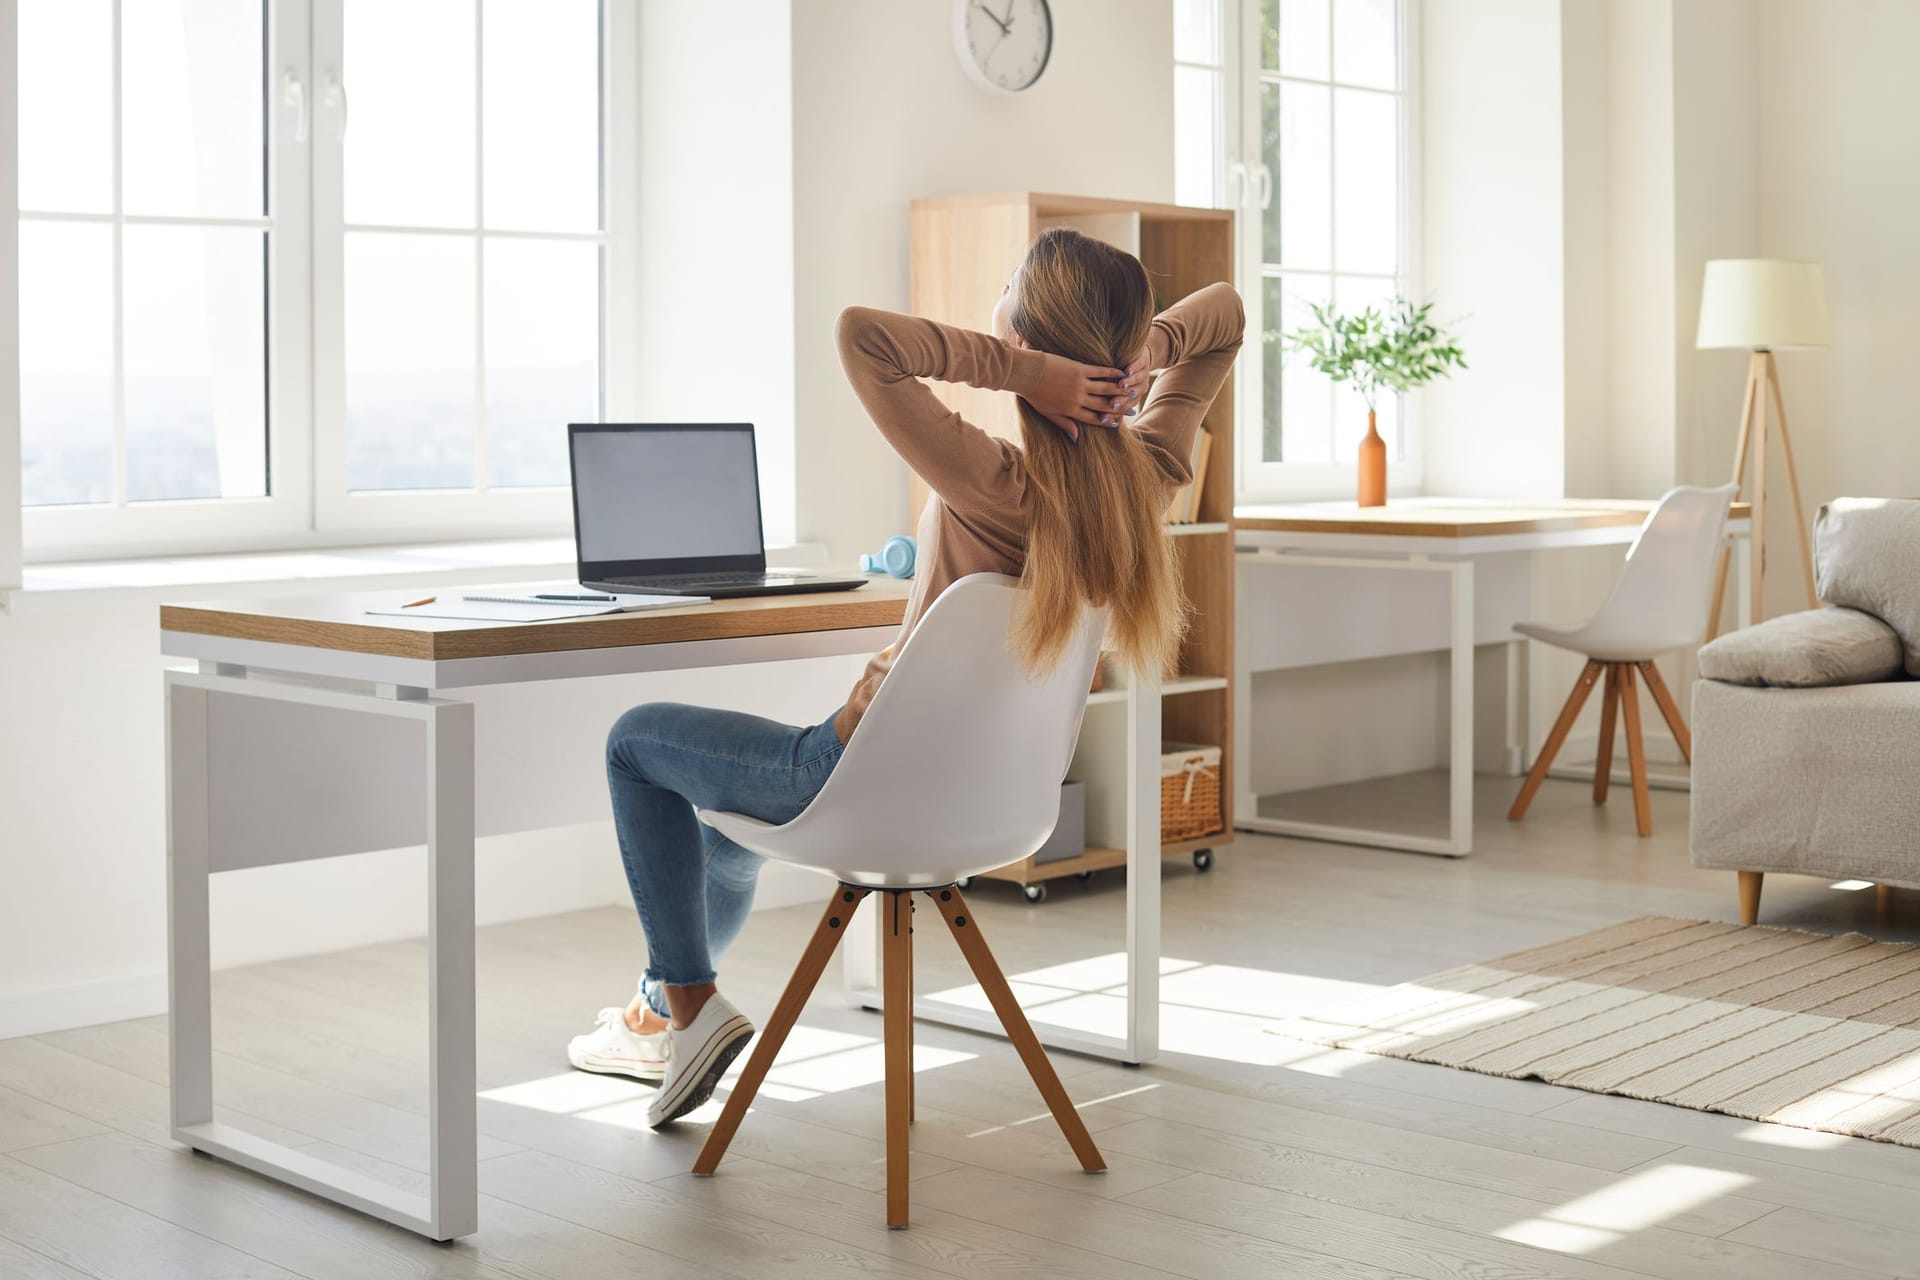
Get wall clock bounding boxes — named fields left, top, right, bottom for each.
left=953, top=0, right=1053, bottom=93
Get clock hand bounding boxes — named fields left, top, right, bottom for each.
left=1002, top=0, right=1017, bottom=29
left=971, top=0, right=1010, bottom=35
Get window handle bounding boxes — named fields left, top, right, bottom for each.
left=1255, top=163, right=1273, bottom=211
left=1224, top=161, right=1247, bottom=210
left=281, top=69, right=308, bottom=144
left=322, top=70, right=349, bottom=141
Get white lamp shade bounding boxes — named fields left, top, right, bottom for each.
left=1696, top=259, right=1830, bottom=350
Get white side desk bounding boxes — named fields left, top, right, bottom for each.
left=1233, top=499, right=1753, bottom=857
left=158, top=579, right=1167, bottom=1240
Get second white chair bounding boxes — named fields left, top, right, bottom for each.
left=1508, top=483, right=1738, bottom=836
left=689, top=573, right=1109, bottom=1229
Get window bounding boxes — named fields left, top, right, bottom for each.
left=1173, top=0, right=1226, bottom=209
left=17, top=0, right=635, bottom=559
left=1176, top=0, right=1415, bottom=499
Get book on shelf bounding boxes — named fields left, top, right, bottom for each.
left=1166, top=427, right=1212, bottom=524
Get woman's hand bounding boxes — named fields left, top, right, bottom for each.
left=1027, top=351, right=1136, bottom=443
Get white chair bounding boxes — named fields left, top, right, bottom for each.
left=690, top=573, right=1108, bottom=1228
left=1508, top=484, right=1739, bottom=836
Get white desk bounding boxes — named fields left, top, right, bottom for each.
left=158, top=580, right=1166, bottom=1240
left=1233, top=499, right=1752, bottom=857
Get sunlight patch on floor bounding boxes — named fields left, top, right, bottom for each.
left=1735, top=1121, right=1855, bottom=1150
left=1495, top=1165, right=1755, bottom=1254
left=965, top=1082, right=1162, bottom=1139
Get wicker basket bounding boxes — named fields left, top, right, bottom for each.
left=1160, top=742, right=1223, bottom=843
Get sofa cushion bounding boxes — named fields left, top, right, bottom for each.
left=1815, top=497, right=1920, bottom=676
left=1697, top=607, right=1905, bottom=687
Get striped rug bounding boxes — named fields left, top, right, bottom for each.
left=1270, top=916, right=1920, bottom=1147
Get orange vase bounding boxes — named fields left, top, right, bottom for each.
left=1357, top=408, right=1387, bottom=507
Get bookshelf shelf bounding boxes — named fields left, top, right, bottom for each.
left=909, top=192, right=1237, bottom=889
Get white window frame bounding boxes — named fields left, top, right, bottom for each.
left=15, top=0, right=639, bottom=563
left=1222, top=0, right=1422, bottom=503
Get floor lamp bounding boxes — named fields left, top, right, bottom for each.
left=1697, top=258, right=1829, bottom=638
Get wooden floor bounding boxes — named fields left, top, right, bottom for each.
left=5, top=770, right=1920, bottom=1279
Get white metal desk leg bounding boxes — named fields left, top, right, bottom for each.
left=166, top=676, right=213, bottom=1132
left=1448, top=561, right=1475, bottom=855
left=425, top=701, right=478, bottom=1241
left=1125, top=668, right=1162, bottom=1065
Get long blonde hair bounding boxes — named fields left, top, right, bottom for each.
left=1007, top=228, right=1188, bottom=678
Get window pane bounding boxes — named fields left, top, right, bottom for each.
left=123, top=226, right=268, bottom=501
left=344, top=0, right=476, bottom=228
left=1333, top=87, right=1397, bottom=274
left=20, top=223, right=114, bottom=506
left=346, top=233, right=476, bottom=490
left=122, top=0, right=265, bottom=218
left=485, top=239, right=598, bottom=488
left=1174, top=0, right=1219, bottom=65
left=1263, top=274, right=1334, bottom=464
left=1266, top=80, right=1329, bottom=269
left=1174, top=66, right=1221, bottom=208
left=1278, top=0, right=1329, bottom=80
left=1333, top=0, right=1397, bottom=90
left=18, top=0, right=113, bottom=213
left=483, top=0, right=599, bottom=232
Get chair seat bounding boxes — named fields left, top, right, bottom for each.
left=1514, top=619, right=1681, bottom=663
left=699, top=808, right=1019, bottom=889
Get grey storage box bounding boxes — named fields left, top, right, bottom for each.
left=1033, top=779, right=1086, bottom=864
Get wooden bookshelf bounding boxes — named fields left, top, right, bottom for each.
left=908, top=192, right=1237, bottom=901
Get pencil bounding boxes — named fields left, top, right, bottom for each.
left=402, top=596, right=436, bottom=608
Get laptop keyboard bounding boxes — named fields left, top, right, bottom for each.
left=610, top=571, right=810, bottom=588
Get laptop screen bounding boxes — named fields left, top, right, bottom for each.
left=569, top=424, right=766, bottom=574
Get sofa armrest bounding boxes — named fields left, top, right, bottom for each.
left=1697, top=607, right=1905, bottom=688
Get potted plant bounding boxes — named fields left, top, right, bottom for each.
left=1285, top=299, right=1465, bottom=507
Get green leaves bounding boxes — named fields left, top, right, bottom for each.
left=1280, top=298, right=1466, bottom=412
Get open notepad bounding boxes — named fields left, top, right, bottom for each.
left=366, top=583, right=705, bottom=623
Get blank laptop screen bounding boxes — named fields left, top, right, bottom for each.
left=572, top=426, right=764, bottom=564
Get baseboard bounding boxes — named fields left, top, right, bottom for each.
left=0, top=971, right=169, bottom=1041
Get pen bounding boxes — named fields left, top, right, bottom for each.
left=533, top=593, right=618, bottom=602
left=402, top=596, right=437, bottom=608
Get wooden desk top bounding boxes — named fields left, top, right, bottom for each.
left=1234, top=497, right=1752, bottom=539
left=160, top=578, right=912, bottom=663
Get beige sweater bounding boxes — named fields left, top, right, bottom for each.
left=832, top=281, right=1245, bottom=742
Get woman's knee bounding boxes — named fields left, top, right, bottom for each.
left=707, top=838, right=766, bottom=893
left=606, top=701, right=696, bottom=775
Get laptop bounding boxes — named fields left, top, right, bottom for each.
left=567, top=423, right=869, bottom=598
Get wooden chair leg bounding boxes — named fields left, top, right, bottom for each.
left=1638, top=660, right=1692, bottom=763
left=694, top=886, right=869, bottom=1177
left=923, top=887, right=1105, bottom=1173
left=1593, top=665, right=1620, bottom=806
left=1509, top=660, right=1605, bottom=822
left=882, top=891, right=913, bottom=1229
left=1738, top=871, right=1764, bottom=925
left=905, top=896, right=915, bottom=1125
left=1618, top=665, right=1653, bottom=837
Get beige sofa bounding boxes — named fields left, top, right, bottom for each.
left=1690, top=498, right=1920, bottom=923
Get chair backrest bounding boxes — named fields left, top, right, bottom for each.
left=1588, top=483, right=1739, bottom=653
left=775, top=573, right=1107, bottom=881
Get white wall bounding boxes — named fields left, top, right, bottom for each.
left=0, top=0, right=18, bottom=592
left=788, top=0, right=1175, bottom=563
left=1418, top=0, right=1568, bottom=499
left=631, top=0, right=798, bottom=547
left=1750, top=0, right=1920, bottom=615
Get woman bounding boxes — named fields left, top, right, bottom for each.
left=568, top=229, right=1243, bottom=1126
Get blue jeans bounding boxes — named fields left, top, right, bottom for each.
left=605, top=702, right=844, bottom=1019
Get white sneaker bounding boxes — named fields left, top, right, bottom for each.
left=645, top=993, right=755, bottom=1128
left=567, top=1007, right=669, bottom=1083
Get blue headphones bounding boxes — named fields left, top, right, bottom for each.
left=859, top=535, right=917, bottom=579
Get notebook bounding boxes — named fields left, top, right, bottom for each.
left=365, top=584, right=703, bottom=624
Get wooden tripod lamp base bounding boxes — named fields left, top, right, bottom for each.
left=1697, top=259, right=1829, bottom=639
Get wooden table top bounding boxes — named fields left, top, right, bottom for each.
left=1234, top=497, right=1752, bottom=539
left=160, top=578, right=912, bottom=663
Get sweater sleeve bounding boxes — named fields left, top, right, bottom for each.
left=1132, top=282, right=1246, bottom=487
left=836, top=306, right=1047, bottom=514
